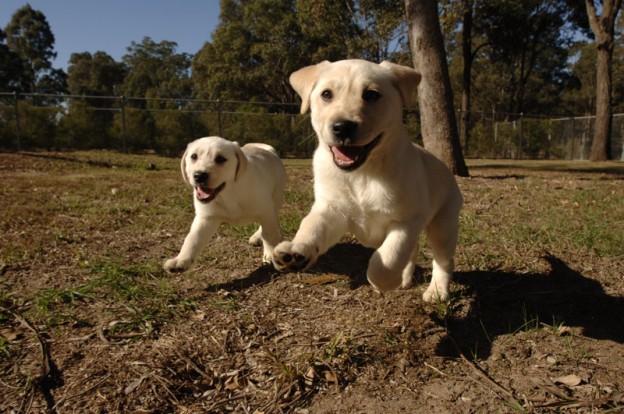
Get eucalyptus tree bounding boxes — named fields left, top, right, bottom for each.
left=120, top=37, right=192, bottom=105
left=62, top=52, right=127, bottom=148
left=193, top=0, right=317, bottom=104
left=193, top=0, right=411, bottom=104
left=584, top=0, right=622, bottom=160
left=0, top=28, right=26, bottom=91
left=68, top=51, right=126, bottom=98
left=405, top=0, right=468, bottom=176
left=4, top=4, right=60, bottom=93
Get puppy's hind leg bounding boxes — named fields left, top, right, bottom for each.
left=423, top=206, right=460, bottom=303
left=257, top=212, right=282, bottom=263
left=249, top=227, right=263, bottom=247
left=400, top=246, right=420, bottom=289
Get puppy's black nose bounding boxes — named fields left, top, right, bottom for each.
left=193, top=171, right=209, bottom=184
left=332, top=120, right=358, bottom=141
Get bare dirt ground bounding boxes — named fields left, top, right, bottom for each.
left=0, top=151, right=623, bottom=413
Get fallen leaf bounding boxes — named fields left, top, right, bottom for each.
left=324, top=371, right=338, bottom=383
left=0, top=328, right=23, bottom=342
left=304, top=366, right=317, bottom=387
left=225, top=372, right=244, bottom=390
left=124, top=375, right=147, bottom=395
left=303, top=274, right=341, bottom=285
left=191, top=311, right=205, bottom=321
left=552, top=374, right=582, bottom=387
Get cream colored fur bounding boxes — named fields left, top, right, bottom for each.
left=272, top=60, right=463, bottom=302
left=164, top=136, right=286, bottom=273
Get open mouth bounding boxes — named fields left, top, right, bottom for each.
left=330, top=134, right=382, bottom=171
left=195, top=183, right=225, bottom=203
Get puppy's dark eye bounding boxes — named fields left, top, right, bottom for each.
left=190, top=153, right=198, bottom=161
left=363, top=90, right=381, bottom=102
left=321, top=89, right=333, bottom=101
left=215, top=155, right=227, bottom=164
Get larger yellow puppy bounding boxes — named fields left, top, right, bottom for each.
left=272, top=60, right=463, bottom=302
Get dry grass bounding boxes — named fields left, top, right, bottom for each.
left=0, top=151, right=623, bottom=413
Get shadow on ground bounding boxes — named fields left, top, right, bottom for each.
left=439, top=255, right=624, bottom=359
left=209, top=241, right=374, bottom=293
left=211, top=244, right=622, bottom=362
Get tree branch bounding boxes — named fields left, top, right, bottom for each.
left=584, top=0, right=600, bottom=36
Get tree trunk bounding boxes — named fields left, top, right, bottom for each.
left=460, top=0, right=473, bottom=152
left=405, top=0, right=469, bottom=177
left=590, top=40, right=614, bottom=161
left=585, top=0, right=622, bottom=161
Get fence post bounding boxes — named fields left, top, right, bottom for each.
left=217, top=99, right=223, bottom=136
left=574, top=116, right=580, bottom=160
left=493, top=110, right=498, bottom=143
left=13, top=91, right=21, bottom=151
left=620, top=119, right=624, bottom=161
left=518, top=112, right=524, bottom=160
left=120, top=95, right=127, bottom=153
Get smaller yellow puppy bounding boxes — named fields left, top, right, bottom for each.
left=164, top=136, right=286, bottom=273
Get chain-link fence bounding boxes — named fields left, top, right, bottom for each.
left=465, top=111, right=624, bottom=160
left=1, top=92, right=622, bottom=160
left=0, top=92, right=316, bottom=157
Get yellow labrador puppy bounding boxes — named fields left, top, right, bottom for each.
left=164, top=136, right=286, bottom=273
left=272, top=60, right=463, bottom=302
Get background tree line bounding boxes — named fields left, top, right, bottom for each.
left=0, top=0, right=622, bottom=159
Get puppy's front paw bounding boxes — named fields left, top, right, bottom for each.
left=163, top=257, right=191, bottom=273
left=272, top=242, right=316, bottom=272
left=422, top=285, right=450, bottom=303
left=261, top=249, right=273, bottom=265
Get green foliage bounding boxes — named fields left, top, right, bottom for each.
left=67, top=51, right=125, bottom=99
left=58, top=101, right=116, bottom=149
left=0, top=28, right=27, bottom=91
left=563, top=39, right=624, bottom=116
left=112, top=107, right=156, bottom=150
left=121, top=37, right=192, bottom=103
left=2, top=1, right=624, bottom=156
left=192, top=0, right=305, bottom=103
left=446, top=0, right=577, bottom=116
left=14, top=100, right=61, bottom=149
left=192, top=0, right=410, bottom=104
left=153, top=110, right=209, bottom=155
left=3, top=4, right=63, bottom=94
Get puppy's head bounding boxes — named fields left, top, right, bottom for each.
left=180, top=136, right=248, bottom=203
left=290, top=60, right=421, bottom=171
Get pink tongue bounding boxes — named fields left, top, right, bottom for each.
left=196, top=186, right=215, bottom=200
left=331, top=146, right=361, bottom=163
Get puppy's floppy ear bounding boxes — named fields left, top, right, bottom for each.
left=180, top=145, right=190, bottom=185
left=234, top=142, right=248, bottom=181
left=379, top=61, right=421, bottom=109
left=290, top=61, right=331, bottom=114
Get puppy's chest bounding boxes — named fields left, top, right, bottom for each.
left=330, top=180, right=400, bottom=245
left=344, top=178, right=396, bottom=213
left=195, top=199, right=254, bottom=225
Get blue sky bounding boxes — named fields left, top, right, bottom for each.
left=2, top=1, right=221, bottom=70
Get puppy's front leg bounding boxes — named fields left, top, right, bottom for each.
left=272, top=203, right=347, bottom=272
left=367, top=222, right=422, bottom=292
left=164, top=216, right=219, bottom=273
